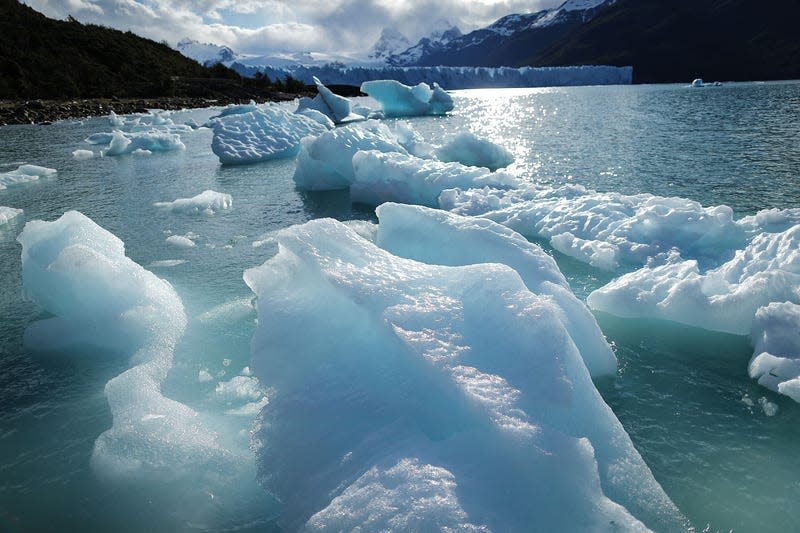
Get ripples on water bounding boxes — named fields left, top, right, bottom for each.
left=1, top=81, right=799, bottom=532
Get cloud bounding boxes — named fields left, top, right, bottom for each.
left=23, top=0, right=562, bottom=55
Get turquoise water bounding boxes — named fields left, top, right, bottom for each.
left=1, top=81, right=799, bottom=532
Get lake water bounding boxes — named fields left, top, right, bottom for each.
left=1, top=81, right=799, bottom=532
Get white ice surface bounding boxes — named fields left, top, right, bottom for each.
left=0, top=206, right=23, bottom=225
left=154, top=190, right=233, bottom=215
left=351, top=151, right=520, bottom=207
left=244, top=218, right=683, bottom=532
left=72, top=149, right=95, bottom=161
left=375, top=203, right=616, bottom=377
left=749, top=302, right=800, bottom=403
left=99, top=130, right=186, bottom=156
left=211, top=104, right=328, bottom=165
left=295, top=76, right=365, bottom=124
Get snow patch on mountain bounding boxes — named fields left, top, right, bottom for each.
left=176, top=37, right=237, bottom=66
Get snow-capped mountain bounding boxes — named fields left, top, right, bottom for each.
left=387, top=20, right=462, bottom=66
left=368, top=28, right=412, bottom=61
left=387, top=0, right=615, bottom=67
left=176, top=38, right=238, bottom=66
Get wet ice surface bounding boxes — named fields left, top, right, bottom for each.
left=1, top=82, right=800, bottom=532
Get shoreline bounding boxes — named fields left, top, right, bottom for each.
left=0, top=92, right=308, bottom=127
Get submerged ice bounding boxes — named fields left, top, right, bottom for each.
left=245, top=217, right=683, bottom=532
left=154, top=190, right=233, bottom=215
left=0, top=164, right=56, bottom=190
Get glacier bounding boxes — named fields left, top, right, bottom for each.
left=210, top=104, right=329, bottom=165
left=244, top=216, right=684, bottom=532
left=234, top=64, right=633, bottom=89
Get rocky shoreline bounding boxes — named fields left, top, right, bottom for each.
left=0, top=92, right=306, bottom=126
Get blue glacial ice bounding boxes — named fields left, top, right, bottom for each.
left=210, top=104, right=329, bottom=165
left=244, top=217, right=684, bottom=532
left=293, top=121, right=408, bottom=190
left=16, top=211, right=264, bottom=510
left=296, top=76, right=366, bottom=124
left=375, top=203, right=616, bottom=377
left=154, top=190, right=233, bottom=215
left=0, top=164, right=57, bottom=190
left=361, top=79, right=454, bottom=117
left=435, top=131, right=515, bottom=171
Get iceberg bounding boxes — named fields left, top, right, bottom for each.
left=296, top=76, right=365, bottom=124
left=154, top=190, right=233, bottom=215
left=0, top=164, right=56, bottom=190
left=436, top=132, right=515, bottom=171
left=244, top=218, right=684, bottom=532
left=293, top=121, right=408, bottom=190
left=350, top=150, right=520, bottom=207
left=441, top=184, right=751, bottom=271
left=749, top=302, right=800, bottom=403
left=0, top=206, right=23, bottom=225
left=88, top=130, right=186, bottom=156
left=361, top=79, right=454, bottom=117
left=375, top=202, right=617, bottom=377
left=72, top=149, right=94, bottom=160
left=587, top=224, right=800, bottom=336
left=210, top=105, right=328, bottom=165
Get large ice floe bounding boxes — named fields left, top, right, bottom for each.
left=154, top=190, right=232, bottom=215
left=244, top=216, right=684, bottom=532
left=296, top=76, right=366, bottom=124
left=210, top=103, right=329, bottom=165
left=84, top=130, right=185, bottom=156
left=442, top=184, right=763, bottom=271
left=16, top=211, right=254, bottom=488
left=0, top=164, right=56, bottom=190
left=361, top=79, right=454, bottom=117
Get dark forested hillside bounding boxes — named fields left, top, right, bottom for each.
left=0, top=0, right=273, bottom=99
left=528, top=0, right=800, bottom=83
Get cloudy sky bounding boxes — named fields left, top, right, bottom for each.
left=23, top=0, right=563, bottom=56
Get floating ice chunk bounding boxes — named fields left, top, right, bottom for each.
left=131, top=148, right=151, bottom=156
left=199, top=369, right=214, bottom=382
left=375, top=203, right=616, bottom=377
left=85, top=132, right=114, bottom=145
left=293, top=121, right=408, bottom=191
left=99, top=130, right=185, bottom=156
left=154, top=190, right=232, bottom=216
left=166, top=235, right=196, bottom=248
left=587, top=225, right=800, bottom=335
left=244, top=218, right=682, bottom=531
left=215, top=375, right=264, bottom=404
left=296, top=77, right=364, bottom=124
left=16, top=211, right=235, bottom=481
left=350, top=150, right=520, bottom=208
left=211, top=105, right=328, bottom=165
left=108, top=110, right=125, bottom=127
left=436, top=132, right=514, bottom=171
left=0, top=206, right=23, bottom=225
left=391, top=121, right=436, bottom=158
left=148, top=259, right=186, bottom=268
left=749, top=302, right=800, bottom=403
left=691, top=78, right=704, bottom=87
left=0, top=164, right=57, bottom=190
left=197, top=297, right=254, bottom=323
left=361, top=79, right=454, bottom=117
left=296, top=108, right=335, bottom=129
left=758, top=396, right=779, bottom=416
left=72, top=149, right=94, bottom=160
left=210, top=100, right=260, bottom=120
left=443, top=184, right=750, bottom=270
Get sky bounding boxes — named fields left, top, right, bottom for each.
left=23, top=0, right=564, bottom=56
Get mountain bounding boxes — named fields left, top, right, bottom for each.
left=176, top=37, right=238, bottom=66
left=389, top=1, right=613, bottom=67
left=529, top=0, right=800, bottom=83
left=368, top=28, right=412, bottom=61
left=387, top=20, right=463, bottom=66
